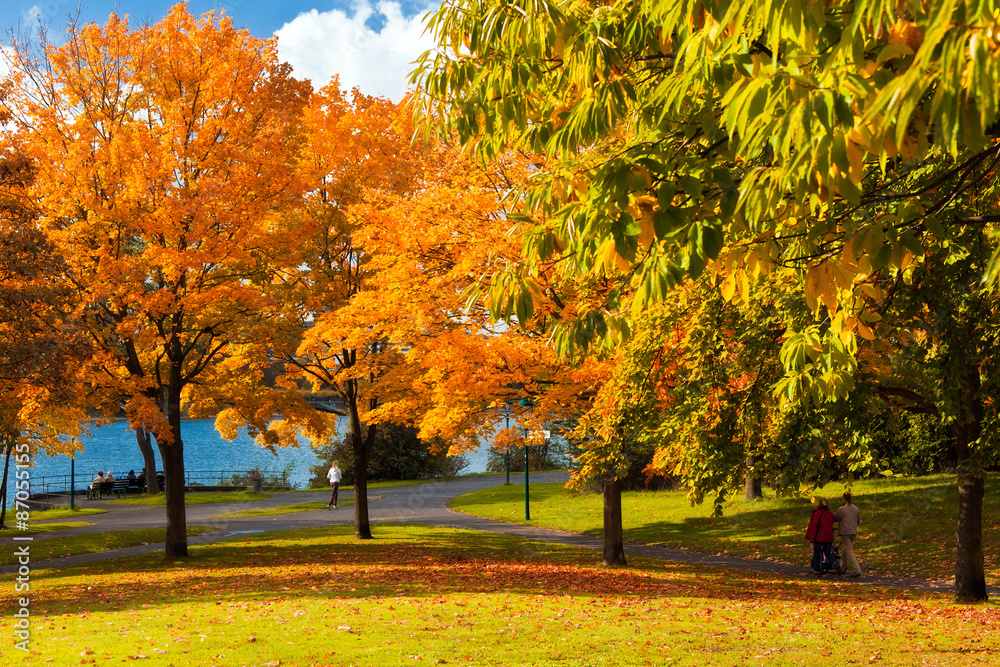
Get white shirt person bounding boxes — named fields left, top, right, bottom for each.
left=326, top=461, right=342, bottom=509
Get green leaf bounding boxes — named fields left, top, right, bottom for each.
left=984, top=246, right=1000, bottom=285
left=653, top=206, right=684, bottom=240
left=679, top=175, right=704, bottom=199
left=700, top=223, right=724, bottom=260
left=719, top=187, right=739, bottom=220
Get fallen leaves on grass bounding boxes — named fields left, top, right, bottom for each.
left=25, top=526, right=920, bottom=618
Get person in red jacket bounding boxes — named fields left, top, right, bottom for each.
left=805, top=498, right=836, bottom=575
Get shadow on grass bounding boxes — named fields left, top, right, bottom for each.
left=624, top=477, right=978, bottom=580
left=28, top=524, right=911, bottom=616
left=453, top=474, right=1000, bottom=583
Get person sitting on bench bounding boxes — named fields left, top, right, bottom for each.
left=88, top=472, right=106, bottom=499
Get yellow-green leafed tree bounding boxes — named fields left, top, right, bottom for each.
left=414, top=0, right=1000, bottom=600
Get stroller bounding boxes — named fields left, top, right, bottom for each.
left=819, top=539, right=843, bottom=576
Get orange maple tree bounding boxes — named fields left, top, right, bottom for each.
left=208, top=81, right=609, bottom=539
left=351, top=145, right=608, bottom=443
left=352, top=143, right=619, bottom=559
left=0, top=150, right=90, bottom=527
left=1, top=6, right=312, bottom=555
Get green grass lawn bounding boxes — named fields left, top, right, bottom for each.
left=209, top=494, right=389, bottom=518
left=15, top=507, right=107, bottom=522
left=449, top=474, right=1000, bottom=583
left=210, top=498, right=354, bottom=518
left=12, top=525, right=221, bottom=561
left=0, top=507, right=106, bottom=535
left=2, top=524, right=995, bottom=666
left=2, top=520, right=94, bottom=534
left=300, top=473, right=506, bottom=493
left=107, top=489, right=270, bottom=506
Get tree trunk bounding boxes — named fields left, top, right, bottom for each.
left=346, top=389, right=376, bottom=540
left=125, top=343, right=160, bottom=495
left=352, top=429, right=372, bottom=540
left=955, top=465, right=986, bottom=602
left=135, top=427, right=159, bottom=494
left=158, top=363, right=188, bottom=558
left=0, top=440, right=13, bottom=529
left=953, top=368, right=986, bottom=603
left=744, top=455, right=762, bottom=500
left=602, top=476, right=627, bottom=566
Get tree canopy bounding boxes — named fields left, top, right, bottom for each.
left=1, top=5, right=312, bottom=556
left=413, top=0, right=1000, bottom=600
left=414, top=0, right=1000, bottom=360
left=4, top=0, right=999, bottom=602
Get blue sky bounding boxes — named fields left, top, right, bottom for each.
left=0, top=1, right=439, bottom=100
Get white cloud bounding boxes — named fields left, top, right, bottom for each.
left=14, top=4, right=67, bottom=45
left=21, top=5, right=45, bottom=26
left=275, top=1, right=436, bottom=101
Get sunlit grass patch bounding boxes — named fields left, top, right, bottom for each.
left=449, top=475, right=1000, bottom=584
left=1, top=521, right=93, bottom=535
left=108, top=490, right=269, bottom=506
left=20, top=507, right=107, bottom=521
left=3, top=524, right=996, bottom=667
left=0, top=507, right=107, bottom=534
left=209, top=495, right=388, bottom=518
left=210, top=499, right=354, bottom=518
left=11, top=525, right=221, bottom=562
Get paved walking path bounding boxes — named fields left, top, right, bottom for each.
left=2, top=473, right=989, bottom=597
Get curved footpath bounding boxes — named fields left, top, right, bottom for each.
left=2, top=472, right=992, bottom=597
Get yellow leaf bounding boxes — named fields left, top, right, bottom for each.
left=737, top=269, right=750, bottom=303
left=719, top=273, right=737, bottom=301
left=888, top=18, right=923, bottom=52
left=600, top=239, right=618, bottom=271
left=615, top=252, right=631, bottom=274
left=805, top=263, right=840, bottom=315
left=847, top=139, right=864, bottom=184
left=842, top=235, right=859, bottom=273
left=747, top=247, right=762, bottom=277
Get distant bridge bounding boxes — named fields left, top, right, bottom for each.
left=302, top=394, right=347, bottom=415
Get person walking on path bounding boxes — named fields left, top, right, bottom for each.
left=806, top=498, right=836, bottom=575
left=835, top=492, right=863, bottom=577
left=326, top=460, right=342, bottom=509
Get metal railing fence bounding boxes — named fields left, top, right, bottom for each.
left=27, top=470, right=266, bottom=498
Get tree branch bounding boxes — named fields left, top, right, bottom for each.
left=875, top=385, right=938, bottom=416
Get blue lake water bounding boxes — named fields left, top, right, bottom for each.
left=3, top=418, right=491, bottom=508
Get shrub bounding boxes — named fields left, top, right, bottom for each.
left=485, top=438, right=570, bottom=474
left=866, top=410, right=954, bottom=476
left=892, top=413, right=954, bottom=475
left=229, top=463, right=295, bottom=489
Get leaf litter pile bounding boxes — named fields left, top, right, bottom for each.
left=3, top=525, right=998, bottom=666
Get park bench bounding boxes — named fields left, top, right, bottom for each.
left=109, top=477, right=148, bottom=498
left=86, top=480, right=115, bottom=500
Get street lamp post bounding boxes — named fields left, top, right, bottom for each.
left=518, top=397, right=534, bottom=521
left=504, top=411, right=510, bottom=485
left=69, top=454, right=75, bottom=510
left=524, top=424, right=530, bottom=520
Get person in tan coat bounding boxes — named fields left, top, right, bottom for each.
left=834, top=492, right=862, bottom=577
